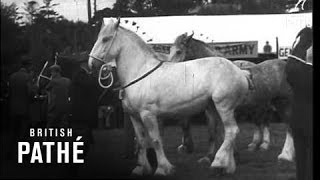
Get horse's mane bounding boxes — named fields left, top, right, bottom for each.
left=173, top=34, right=187, bottom=46
left=173, top=33, right=211, bottom=49
left=190, top=38, right=212, bottom=49
left=119, top=26, right=159, bottom=58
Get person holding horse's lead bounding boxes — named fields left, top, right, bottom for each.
left=285, top=27, right=313, bottom=180
left=45, top=64, right=71, bottom=129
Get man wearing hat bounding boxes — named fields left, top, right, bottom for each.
left=8, top=57, right=37, bottom=158
left=46, top=64, right=71, bottom=129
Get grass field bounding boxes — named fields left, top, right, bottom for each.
left=0, top=123, right=296, bottom=179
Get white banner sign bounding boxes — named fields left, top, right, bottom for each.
left=150, top=41, right=258, bottom=58
left=278, top=46, right=292, bottom=59
left=208, top=41, right=258, bottom=58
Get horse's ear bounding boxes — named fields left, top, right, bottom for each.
left=115, top=17, right=121, bottom=28
left=186, top=31, right=194, bottom=43
left=100, top=20, right=105, bottom=30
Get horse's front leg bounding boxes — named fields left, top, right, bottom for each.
left=141, top=111, right=174, bottom=176
left=247, top=125, right=262, bottom=151
left=177, top=118, right=194, bottom=154
left=259, top=124, right=271, bottom=151
left=129, top=116, right=153, bottom=176
left=274, top=99, right=295, bottom=162
left=278, top=127, right=295, bottom=162
left=259, top=106, right=274, bottom=151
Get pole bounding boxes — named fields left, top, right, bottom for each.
left=276, top=37, right=279, bottom=58
left=93, top=0, right=97, bottom=15
left=87, top=0, right=92, bottom=23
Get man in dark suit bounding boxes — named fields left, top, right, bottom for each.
left=286, top=60, right=312, bottom=180
left=67, top=60, right=99, bottom=177
left=8, top=58, right=36, bottom=158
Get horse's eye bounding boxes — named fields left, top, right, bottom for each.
left=176, top=50, right=182, bottom=55
left=102, top=36, right=112, bottom=42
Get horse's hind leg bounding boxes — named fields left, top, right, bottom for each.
left=259, top=123, right=271, bottom=151
left=210, top=103, right=239, bottom=174
left=247, top=107, right=263, bottom=151
left=177, top=118, right=194, bottom=154
left=141, top=112, right=174, bottom=176
left=259, top=105, right=276, bottom=151
left=129, top=116, right=153, bottom=175
left=248, top=125, right=262, bottom=151
left=247, top=106, right=271, bottom=151
left=257, top=106, right=271, bottom=151
left=198, top=103, right=223, bottom=166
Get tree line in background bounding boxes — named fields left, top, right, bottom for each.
left=1, top=0, right=99, bottom=79
left=91, top=0, right=312, bottom=21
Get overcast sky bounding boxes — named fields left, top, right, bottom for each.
left=2, top=0, right=116, bottom=22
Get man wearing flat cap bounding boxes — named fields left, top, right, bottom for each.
left=46, top=64, right=71, bottom=129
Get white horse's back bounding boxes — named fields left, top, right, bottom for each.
left=124, top=57, right=248, bottom=117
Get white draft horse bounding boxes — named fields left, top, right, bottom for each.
left=168, top=32, right=295, bottom=163
left=88, top=18, right=251, bottom=175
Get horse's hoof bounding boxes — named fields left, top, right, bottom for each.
left=234, top=151, right=240, bottom=163
left=247, top=143, right=257, bottom=152
left=131, top=166, right=144, bottom=176
left=186, top=146, right=194, bottom=153
left=211, top=156, right=236, bottom=174
left=278, top=153, right=294, bottom=162
left=259, top=143, right=270, bottom=151
left=154, top=165, right=175, bottom=176
left=208, top=167, right=225, bottom=177
left=197, top=156, right=211, bottom=166
left=131, top=165, right=153, bottom=176
left=177, top=145, right=187, bottom=154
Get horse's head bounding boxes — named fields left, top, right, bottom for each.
left=168, top=32, right=194, bottom=62
left=291, top=26, right=313, bottom=59
left=88, top=18, right=121, bottom=72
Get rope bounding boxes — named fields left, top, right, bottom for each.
left=98, top=64, right=114, bottom=89
left=114, top=61, right=164, bottom=91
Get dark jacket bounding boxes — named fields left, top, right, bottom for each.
left=70, top=68, right=100, bottom=127
left=9, top=68, right=35, bottom=116
left=285, top=59, right=312, bottom=133
left=46, top=76, right=71, bottom=114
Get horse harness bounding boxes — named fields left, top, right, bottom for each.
left=240, top=67, right=255, bottom=91
left=288, top=54, right=313, bottom=66
left=89, top=26, right=164, bottom=91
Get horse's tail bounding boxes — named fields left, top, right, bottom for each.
left=241, top=69, right=255, bottom=91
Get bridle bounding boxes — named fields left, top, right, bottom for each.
left=89, top=29, right=118, bottom=89
left=89, top=26, right=164, bottom=90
